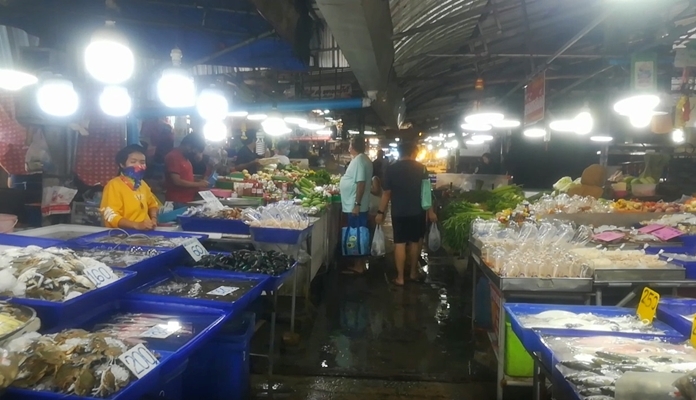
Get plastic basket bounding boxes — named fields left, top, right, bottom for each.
left=70, top=230, right=208, bottom=249
left=178, top=216, right=250, bottom=235
left=187, top=252, right=297, bottom=292
left=505, top=303, right=685, bottom=354
left=505, top=321, right=533, bottom=378
left=127, top=267, right=269, bottom=314
left=3, top=270, right=137, bottom=330
left=249, top=225, right=312, bottom=245
left=183, top=312, right=255, bottom=400
left=657, top=297, right=696, bottom=336
left=60, top=299, right=229, bottom=377
left=659, top=254, right=696, bottom=279
left=0, top=233, right=65, bottom=248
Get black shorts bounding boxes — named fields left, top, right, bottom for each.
left=392, top=213, right=426, bottom=244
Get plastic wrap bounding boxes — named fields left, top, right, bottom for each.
left=242, top=201, right=310, bottom=230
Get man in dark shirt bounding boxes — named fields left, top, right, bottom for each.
left=475, top=153, right=499, bottom=175
left=235, top=130, right=262, bottom=174
left=376, top=141, right=437, bottom=286
left=372, top=149, right=386, bottom=181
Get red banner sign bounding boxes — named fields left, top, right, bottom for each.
left=524, top=72, right=546, bottom=126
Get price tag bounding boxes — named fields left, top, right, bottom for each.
left=691, top=317, right=696, bottom=348
left=637, top=287, right=660, bottom=323
left=207, top=286, right=239, bottom=296
left=667, top=257, right=674, bottom=263
left=198, top=191, right=224, bottom=211
left=183, top=238, right=208, bottom=262
left=593, top=232, right=625, bottom=242
left=140, top=323, right=180, bottom=339
left=639, top=224, right=664, bottom=234
left=83, top=265, right=119, bottom=288
left=118, top=343, right=159, bottom=379
left=651, top=226, right=684, bottom=241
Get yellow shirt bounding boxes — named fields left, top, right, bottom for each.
left=100, top=177, right=159, bottom=228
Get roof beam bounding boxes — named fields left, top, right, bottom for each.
left=189, top=30, right=275, bottom=66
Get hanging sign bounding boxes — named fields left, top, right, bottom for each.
left=631, top=53, right=657, bottom=91
left=524, top=72, right=546, bottom=126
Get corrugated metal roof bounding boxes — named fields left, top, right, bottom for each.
left=391, top=0, right=488, bottom=76
left=310, top=26, right=349, bottom=69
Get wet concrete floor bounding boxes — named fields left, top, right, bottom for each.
left=250, top=251, right=498, bottom=399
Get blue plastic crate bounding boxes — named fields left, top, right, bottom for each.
left=658, top=254, right=696, bottom=279
left=505, top=303, right=685, bottom=354
left=249, top=225, right=312, bottom=245
left=2, top=269, right=137, bottom=329
left=644, top=244, right=690, bottom=255
left=178, top=216, right=250, bottom=235
left=70, top=229, right=208, bottom=249
left=183, top=312, right=255, bottom=400
left=57, top=299, right=229, bottom=377
left=127, top=267, right=269, bottom=314
left=0, top=233, right=66, bottom=248
left=657, top=297, right=696, bottom=336
left=70, top=244, right=184, bottom=288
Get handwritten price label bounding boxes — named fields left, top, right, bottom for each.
left=140, top=324, right=179, bottom=339
left=691, top=317, right=696, bottom=348
left=639, top=224, right=664, bottom=234
left=198, top=191, right=224, bottom=211
left=183, top=238, right=208, bottom=262
left=637, top=287, right=660, bottom=323
left=651, top=226, right=684, bottom=241
left=118, top=344, right=159, bottom=379
left=83, top=265, right=119, bottom=288
left=593, top=232, right=625, bottom=242
left=207, top=286, right=239, bottom=296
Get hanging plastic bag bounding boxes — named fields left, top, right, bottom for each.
left=371, top=226, right=386, bottom=257
left=428, top=223, right=441, bottom=252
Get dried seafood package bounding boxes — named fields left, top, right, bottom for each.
left=144, top=276, right=256, bottom=302
left=193, top=250, right=295, bottom=276
left=0, top=246, right=123, bottom=301
left=3, top=329, right=159, bottom=397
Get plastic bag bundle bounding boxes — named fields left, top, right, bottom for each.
left=371, top=226, right=386, bottom=257
left=428, top=224, right=441, bottom=252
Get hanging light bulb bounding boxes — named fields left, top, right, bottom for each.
left=37, top=77, right=79, bottom=117
left=85, top=21, right=134, bottom=84
left=203, top=121, right=227, bottom=141
left=229, top=110, right=249, bottom=117
left=574, top=111, right=594, bottom=135
left=284, top=116, right=308, bottom=125
left=629, top=113, right=653, bottom=128
left=99, top=86, right=131, bottom=117
left=523, top=128, right=546, bottom=138
left=196, top=87, right=228, bottom=121
left=672, top=129, right=685, bottom=144
left=0, top=69, right=37, bottom=91
left=157, top=48, right=195, bottom=108
left=464, top=112, right=504, bottom=125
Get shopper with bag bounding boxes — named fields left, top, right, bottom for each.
left=339, top=137, right=373, bottom=274
left=376, top=141, right=437, bottom=286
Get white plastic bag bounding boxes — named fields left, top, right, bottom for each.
left=428, top=224, right=441, bottom=252
left=371, top=226, right=386, bottom=256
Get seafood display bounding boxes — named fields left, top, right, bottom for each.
left=94, top=313, right=193, bottom=343
left=193, top=250, right=295, bottom=276
left=517, top=310, right=665, bottom=334
left=0, top=303, right=35, bottom=338
left=545, top=335, right=696, bottom=399
left=144, top=276, right=256, bottom=302
left=87, top=232, right=191, bottom=248
left=73, top=248, right=160, bottom=268
left=0, top=247, right=121, bottom=301
left=2, top=329, right=151, bottom=397
left=569, top=249, right=670, bottom=270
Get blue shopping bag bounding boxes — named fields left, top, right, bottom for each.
left=342, top=214, right=370, bottom=256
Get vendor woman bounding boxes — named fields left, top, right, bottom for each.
left=100, top=145, right=159, bottom=230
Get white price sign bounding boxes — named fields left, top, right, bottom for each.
left=198, top=191, right=224, bottom=211
left=183, top=238, right=208, bottom=262
left=207, top=286, right=239, bottom=296
left=118, top=343, right=159, bottom=379
left=140, top=324, right=180, bottom=339
left=83, top=265, right=119, bottom=288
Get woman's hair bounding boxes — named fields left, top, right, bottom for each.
left=115, top=144, right=146, bottom=169
left=242, top=129, right=257, bottom=146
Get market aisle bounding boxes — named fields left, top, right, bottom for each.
left=250, top=245, right=497, bottom=396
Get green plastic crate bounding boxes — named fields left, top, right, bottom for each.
left=504, top=321, right=533, bottom=378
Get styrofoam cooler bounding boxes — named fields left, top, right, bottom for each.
left=183, top=312, right=255, bottom=400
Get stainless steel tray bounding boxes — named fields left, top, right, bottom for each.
left=593, top=265, right=686, bottom=283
